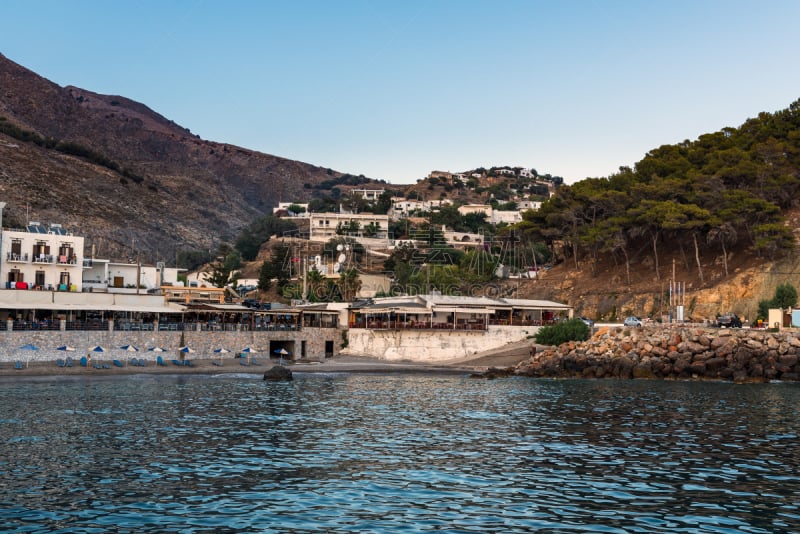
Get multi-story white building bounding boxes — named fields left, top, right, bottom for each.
left=308, top=213, right=390, bottom=242
left=0, top=222, right=85, bottom=291
left=389, top=198, right=450, bottom=219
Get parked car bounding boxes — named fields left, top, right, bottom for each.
left=716, top=312, right=742, bottom=328
left=579, top=316, right=594, bottom=327
left=623, top=316, right=643, bottom=327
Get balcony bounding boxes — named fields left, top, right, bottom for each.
left=32, top=254, right=55, bottom=264
left=57, top=255, right=78, bottom=265
left=6, top=252, right=29, bottom=262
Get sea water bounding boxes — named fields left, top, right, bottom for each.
left=0, top=373, right=798, bottom=533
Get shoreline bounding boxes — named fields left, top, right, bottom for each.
left=0, top=354, right=526, bottom=379
left=0, top=338, right=538, bottom=379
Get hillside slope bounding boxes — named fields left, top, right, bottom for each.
left=0, top=53, right=346, bottom=262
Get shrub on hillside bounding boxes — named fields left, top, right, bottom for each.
left=535, top=318, right=590, bottom=346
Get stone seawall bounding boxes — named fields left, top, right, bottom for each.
left=0, top=328, right=339, bottom=363
left=516, top=326, right=800, bottom=382
left=344, top=325, right=538, bottom=362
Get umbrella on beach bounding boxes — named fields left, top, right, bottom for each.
left=120, top=344, right=139, bottom=352
left=89, top=345, right=106, bottom=353
left=147, top=346, right=167, bottom=352
left=56, top=345, right=76, bottom=352
left=213, top=347, right=230, bottom=364
left=17, top=343, right=39, bottom=368
left=241, top=347, right=257, bottom=354
left=178, top=346, right=195, bottom=353
left=274, top=347, right=289, bottom=365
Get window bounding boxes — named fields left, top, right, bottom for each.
left=35, top=271, right=45, bottom=286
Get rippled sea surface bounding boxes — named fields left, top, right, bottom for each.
left=0, top=373, right=798, bottom=533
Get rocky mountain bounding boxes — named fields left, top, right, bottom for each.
left=0, top=53, right=349, bottom=263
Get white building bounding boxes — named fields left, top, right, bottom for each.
left=389, top=198, right=450, bottom=219
left=308, top=213, right=390, bottom=243
left=84, top=261, right=183, bottom=293
left=350, top=188, right=385, bottom=201
left=0, top=222, right=85, bottom=291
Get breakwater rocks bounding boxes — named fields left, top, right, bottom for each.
left=515, top=327, right=800, bottom=382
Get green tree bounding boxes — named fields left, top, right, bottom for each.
left=773, top=282, right=798, bottom=309
left=535, top=318, right=590, bottom=345
left=337, top=269, right=362, bottom=302
left=257, top=260, right=272, bottom=292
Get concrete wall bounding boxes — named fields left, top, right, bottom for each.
left=343, top=325, right=538, bottom=362
left=0, top=328, right=340, bottom=364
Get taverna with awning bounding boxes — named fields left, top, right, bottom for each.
left=344, top=293, right=573, bottom=362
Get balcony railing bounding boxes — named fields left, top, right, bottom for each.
left=32, top=254, right=55, bottom=264
left=6, top=252, right=29, bottom=262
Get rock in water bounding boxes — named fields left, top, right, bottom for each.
left=263, top=365, right=293, bottom=381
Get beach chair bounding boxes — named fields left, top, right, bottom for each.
left=183, top=360, right=193, bottom=367
left=157, top=356, right=166, bottom=366
left=102, top=363, right=110, bottom=369
left=15, top=360, right=23, bottom=370
left=80, top=356, right=87, bottom=367
left=250, top=358, right=261, bottom=366
left=66, top=357, right=73, bottom=367
left=171, top=359, right=182, bottom=366
left=56, top=358, right=65, bottom=367
left=113, top=359, right=124, bottom=368
left=130, top=358, right=138, bottom=367
left=211, top=360, right=222, bottom=367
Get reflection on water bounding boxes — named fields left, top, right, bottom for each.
left=0, top=374, right=798, bottom=532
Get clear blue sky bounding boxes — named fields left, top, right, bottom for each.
left=2, top=0, right=799, bottom=184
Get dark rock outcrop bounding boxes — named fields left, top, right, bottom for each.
left=263, top=365, right=293, bottom=381
left=470, top=367, right=515, bottom=379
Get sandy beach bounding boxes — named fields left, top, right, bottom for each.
left=0, top=340, right=535, bottom=378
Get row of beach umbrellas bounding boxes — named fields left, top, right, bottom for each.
left=18, top=343, right=273, bottom=355
left=14, top=343, right=290, bottom=370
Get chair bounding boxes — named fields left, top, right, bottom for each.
left=56, top=358, right=65, bottom=367
left=66, top=357, right=73, bottom=367
left=130, top=358, right=138, bottom=367
left=240, top=358, right=250, bottom=366
left=211, top=361, right=222, bottom=367
left=113, top=359, right=124, bottom=368
left=157, top=356, right=166, bottom=366
left=184, top=360, right=193, bottom=367
left=15, top=360, right=23, bottom=370
left=80, top=356, right=87, bottom=367
left=171, top=359, right=182, bottom=366
left=250, top=358, right=261, bottom=366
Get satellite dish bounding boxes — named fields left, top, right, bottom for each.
left=338, top=253, right=346, bottom=263
left=333, top=263, right=341, bottom=273
left=336, top=244, right=344, bottom=251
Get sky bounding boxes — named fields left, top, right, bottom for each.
left=2, top=0, right=800, bottom=185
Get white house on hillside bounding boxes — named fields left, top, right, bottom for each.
left=308, top=212, right=390, bottom=243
